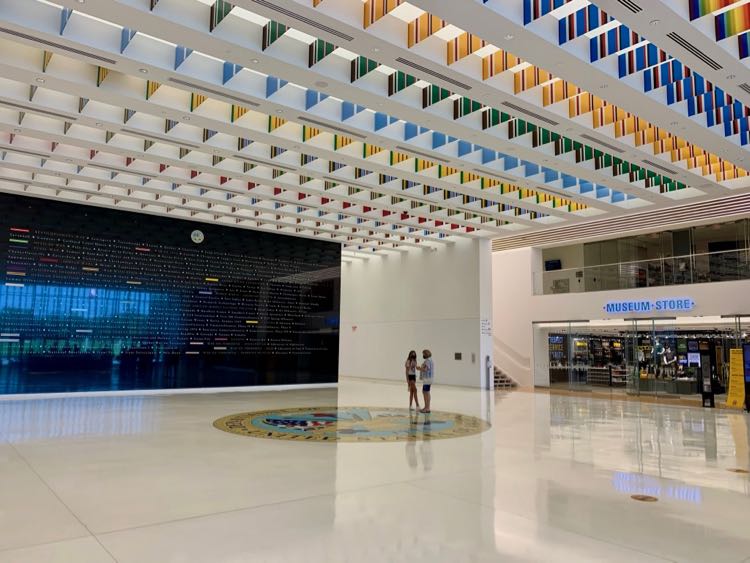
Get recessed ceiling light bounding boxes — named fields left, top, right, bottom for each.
left=504, top=34, right=514, bottom=40
left=138, top=68, right=148, bottom=74
left=275, top=109, right=283, bottom=114
left=372, top=48, right=380, bottom=53
left=649, top=19, right=660, bottom=26
left=251, top=58, right=259, bottom=64
left=35, top=77, right=45, bottom=84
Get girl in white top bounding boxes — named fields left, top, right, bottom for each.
left=417, top=349, right=434, bottom=414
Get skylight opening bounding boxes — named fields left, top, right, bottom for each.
left=286, top=28, right=317, bottom=45
left=75, top=11, right=123, bottom=31
left=232, top=7, right=269, bottom=26
left=137, top=31, right=177, bottom=49
left=389, top=3, right=425, bottom=23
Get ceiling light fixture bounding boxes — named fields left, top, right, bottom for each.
left=251, top=58, right=259, bottom=64
left=275, top=109, right=283, bottom=114
left=35, top=78, right=45, bottom=84
left=649, top=19, right=660, bottom=26
left=504, top=34, right=514, bottom=40
left=138, top=68, right=148, bottom=74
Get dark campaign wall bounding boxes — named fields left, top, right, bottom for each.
left=0, top=194, right=340, bottom=394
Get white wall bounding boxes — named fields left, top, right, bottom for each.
left=339, top=238, right=492, bottom=388
left=492, top=247, right=750, bottom=388
left=491, top=248, right=536, bottom=388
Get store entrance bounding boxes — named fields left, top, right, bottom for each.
left=628, top=318, right=685, bottom=398
left=535, top=316, right=749, bottom=398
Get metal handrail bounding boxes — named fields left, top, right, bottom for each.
left=539, top=247, right=750, bottom=295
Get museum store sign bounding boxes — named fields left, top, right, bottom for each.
left=603, top=298, right=695, bottom=315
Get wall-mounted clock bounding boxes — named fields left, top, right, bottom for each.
left=190, top=229, right=204, bottom=244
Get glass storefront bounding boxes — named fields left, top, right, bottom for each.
left=534, top=316, right=749, bottom=397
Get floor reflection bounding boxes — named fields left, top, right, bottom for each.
left=2, top=381, right=750, bottom=562
left=539, top=394, right=750, bottom=491
left=0, top=396, right=158, bottom=442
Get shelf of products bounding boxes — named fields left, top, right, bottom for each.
left=611, top=368, right=628, bottom=387
left=587, top=367, right=610, bottom=386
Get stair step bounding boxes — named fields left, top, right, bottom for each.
left=493, top=367, right=518, bottom=389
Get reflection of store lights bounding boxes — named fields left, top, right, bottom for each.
left=612, top=472, right=702, bottom=504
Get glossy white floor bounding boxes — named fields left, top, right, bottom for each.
left=1, top=379, right=749, bottom=563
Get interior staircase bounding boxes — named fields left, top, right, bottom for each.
left=494, top=366, right=518, bottom=390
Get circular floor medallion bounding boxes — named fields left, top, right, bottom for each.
left=213, top=406, right=490, bottom=442
left=630, top=494, right=658, bottom=502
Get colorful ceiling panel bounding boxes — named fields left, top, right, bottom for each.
left=0, top=0, right=747, bottom=251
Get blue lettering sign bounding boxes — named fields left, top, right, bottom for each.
left=603, top=298, right=694, bottom=315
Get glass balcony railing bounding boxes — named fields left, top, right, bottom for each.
left=536, top=248, right=750, bottom=295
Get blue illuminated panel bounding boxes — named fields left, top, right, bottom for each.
left=0, top=194, right=340, bottom=394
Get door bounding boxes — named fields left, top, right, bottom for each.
left=625, top=320, right=640, bottom=396
left=568, top=322, right=591, bottom=392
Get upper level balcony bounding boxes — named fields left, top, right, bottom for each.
left=536, top=248, right=750, bottom=295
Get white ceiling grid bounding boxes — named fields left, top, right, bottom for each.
left=0, top=0, right=747, bottom=254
